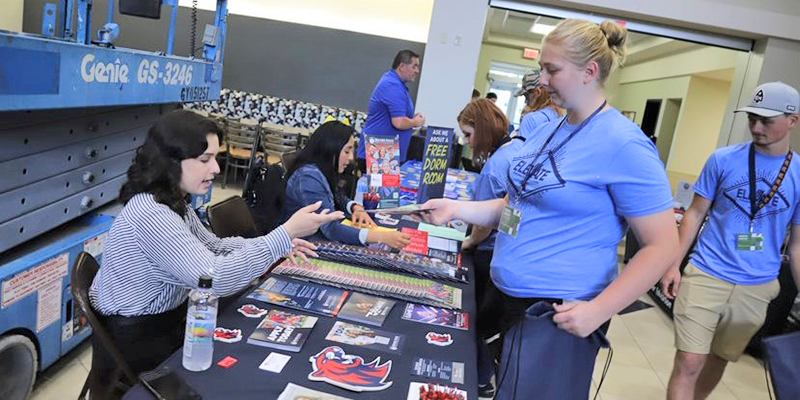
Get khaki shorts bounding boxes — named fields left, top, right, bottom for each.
left=673, top=263, right=780, bottom=362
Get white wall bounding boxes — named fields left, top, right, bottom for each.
left=415, top=0, right=488, bottom=129
left=618, top=46, right=738, bottom=85
left=473, top=43, right=541, bottom=94
left=0, top=0, right=24, bottom=32
left=669, top=76, right=731, bottom=175
left=180, top=0, right=434, bottom=42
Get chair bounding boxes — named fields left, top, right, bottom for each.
left=207, top=196, right=261, bottom=238
left=222, top=119, right=262, bottom=188
left=71, top=252, right=137, bottom=400
left=280, top=149, right=300, bottom=171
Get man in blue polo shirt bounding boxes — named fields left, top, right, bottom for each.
left=357, top=50, right=426, bottom=172
left=661, top=81, right=800, bottom=400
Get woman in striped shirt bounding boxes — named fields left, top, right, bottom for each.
left=88, top=110, right=342, bottom=398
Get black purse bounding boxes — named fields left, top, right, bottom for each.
left=763, top=331, right=800, bottom=400
left=495, top=301, right=612, bottom=400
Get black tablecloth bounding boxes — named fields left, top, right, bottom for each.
left=124, top=256, right=478, bottom=400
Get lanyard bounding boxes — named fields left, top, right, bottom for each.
left=747, top=143, right=793, bottom=230
left=509, top=101, right=607, bottom=193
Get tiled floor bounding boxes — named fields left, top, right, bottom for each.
left=27, top=179, right=773, bottom=400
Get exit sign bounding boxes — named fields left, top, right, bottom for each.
left=523, top=48, right=539, bottom=59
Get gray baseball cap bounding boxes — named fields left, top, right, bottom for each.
left=514, top=69, right=541, bottom=97
left=735, top=81, right=799, bottom=117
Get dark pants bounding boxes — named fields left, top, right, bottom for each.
left=472, top=249, right=497, bottom=386
left=90, top=303, right=186, bottom=400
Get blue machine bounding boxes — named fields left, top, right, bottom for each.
left=0, top=2, right=228, bottom=398
left=0, top=0, right=228, bottom=111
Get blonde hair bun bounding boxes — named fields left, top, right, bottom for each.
left=599, top=20, right=628, bottom=66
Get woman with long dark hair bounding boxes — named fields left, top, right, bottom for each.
left=89, top=110, right=341, bottom=398
left=284, top=120, right=411, bottom=249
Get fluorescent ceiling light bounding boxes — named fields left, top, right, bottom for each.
left=529, top=23, right=556, bottom=35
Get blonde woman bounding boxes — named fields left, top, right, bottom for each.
left=420, top=19, right=678, bottom=397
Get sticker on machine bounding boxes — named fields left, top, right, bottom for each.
left=37, top=279, right=62, bottom=332
left=84, top=233, right=108, bottom=258
left=2, top=253, right=69, bottom=309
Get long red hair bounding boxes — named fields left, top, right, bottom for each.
left=457, top=99, right=509, bottom=163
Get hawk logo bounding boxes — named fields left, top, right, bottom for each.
left=754, top=89, right=764, bottom=103
left=308, top=346, right=393, bottom=392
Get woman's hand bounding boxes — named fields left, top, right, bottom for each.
left=417, top=198, right=460, bottom=226
left=552, top=301, right=610, bottom=338
left=351, top=205, right=376, bottom=228
left=286, top=238, right=318, bottom=265
left=369, top=231, right=412, bottom=250
left=283, top=201, right=344, bottom=239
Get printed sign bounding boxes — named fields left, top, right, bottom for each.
left=417, top=127, right=454, bottom=204
left=2, top=253, right=69, bottom=309
left=37, top=280, right=62, bottom=332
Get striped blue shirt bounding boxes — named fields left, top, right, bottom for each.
left=89, top=193, right=293, bottom=316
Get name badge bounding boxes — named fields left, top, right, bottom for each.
left=498, top=205, right=522, bottom=238
left=736, top=233, right=764, bottom=252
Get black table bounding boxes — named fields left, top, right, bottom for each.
left=124, top=256, right=478, bottom=399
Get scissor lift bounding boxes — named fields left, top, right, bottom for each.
left=0, top=1, right=228, bottom=398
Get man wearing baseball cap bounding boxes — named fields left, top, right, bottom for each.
left=662, top=81, right=800, bottom=400
left=515, top=69, right=563, bottom=139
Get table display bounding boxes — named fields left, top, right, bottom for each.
left=123, top=244, right=479, bottom=400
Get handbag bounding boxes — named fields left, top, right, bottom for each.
left=762, top=330, right=800, bottom=400
left=495, top=301, right=612, bottom=400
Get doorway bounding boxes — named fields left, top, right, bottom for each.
left=656, top=98, right=682, bottom=164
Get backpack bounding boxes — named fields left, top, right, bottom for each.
left=242, top=159, right=287, bottom=235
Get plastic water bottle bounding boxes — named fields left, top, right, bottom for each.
left=182, top=275, right=218, bottom=371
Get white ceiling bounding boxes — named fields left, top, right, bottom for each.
left=484, top=10, right=652, bottom=51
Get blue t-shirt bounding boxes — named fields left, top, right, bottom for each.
left=358, top=70, right=415, bottom=161
left=691, top=143, right=800, bottom=284
left=473, top=138, right=524, bottom=251
left=492, top=109, right=674, bottom=300
left=518, top=107, right=560, bottom=140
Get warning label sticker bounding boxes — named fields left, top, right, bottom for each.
left=84, top=233, right=107, bottom=258
left=2, top=253, right=69, bottom=309
left=37, top=280, right=62, bottom=332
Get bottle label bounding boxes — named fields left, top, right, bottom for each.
left=185, top=313, right=216, bottom=348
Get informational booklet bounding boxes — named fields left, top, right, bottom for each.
left=247, top=309, right=318, bottom=352
left=410, top=358, right=465, bottom=385
left=365, top=134, right=401, bottom=209
left=337, top=292, right=396, bottom=327
left=401, top=303, right=469, bottom=330
left=365, top=204, right=425, bottom=215
left=325, top=321, right=406, bottom=354
left=247, top=276, right=349, bottom=317
left=272, top=259, right=463, bottom=309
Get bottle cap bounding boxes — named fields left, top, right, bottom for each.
left=198, top=275, right=212, bottom=289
